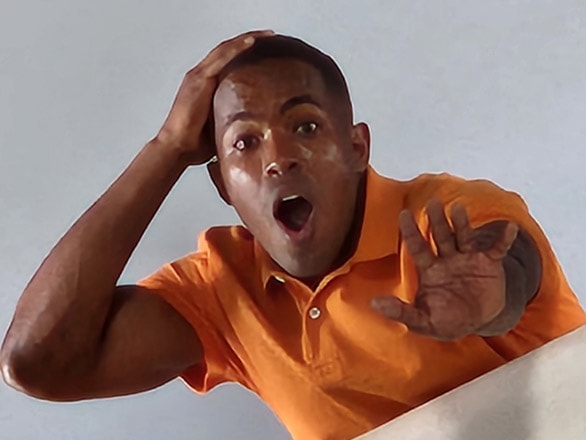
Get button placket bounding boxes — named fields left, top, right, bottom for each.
left=298, top=281, right=335, bottom=364
left=303, top=300, right=325, bottom=362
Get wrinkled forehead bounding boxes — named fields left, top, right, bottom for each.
left=213, top=58, right=328, bottom=125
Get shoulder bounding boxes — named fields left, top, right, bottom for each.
left=138, top=225, right=256, bottom=290
left=403, top=172, right=522, bottom=207
left=198, top=225, right=256, bottom=267
left=399, top=172, right=529, bottom=226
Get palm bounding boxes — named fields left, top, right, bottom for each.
left=416, top=251, right=506, bottom=340
left=372, top=199, right=518, bottom=341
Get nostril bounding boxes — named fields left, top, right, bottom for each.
left=264, top=159, right=300, bottom=177
left=265, top=162, right=282, bottom=177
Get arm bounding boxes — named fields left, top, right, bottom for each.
left=1, top=139, right=198, bottom=400
left=0, top=30, right=273, bottom=401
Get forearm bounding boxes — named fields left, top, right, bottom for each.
left=1, top=138, right=188, bottom=381
left=472, top=221, right=542, bottom=337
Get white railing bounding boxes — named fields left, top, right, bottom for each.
left=356, top=326, right=586, bottom=440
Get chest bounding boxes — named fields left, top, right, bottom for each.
left=220, top=255, right=503, bottom=403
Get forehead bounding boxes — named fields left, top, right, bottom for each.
left=213, top=59, right=328, bottom=119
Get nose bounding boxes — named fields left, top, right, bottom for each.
left=265, top=159, right=299, bottom=177
left=263, top=131, right=301, bottom=178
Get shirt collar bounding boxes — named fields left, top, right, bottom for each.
left=257, top=166, right=406, bottom=288
left=350, top=166, right=405, bottom=264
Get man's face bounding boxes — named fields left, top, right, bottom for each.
left=212, top=58, right=369, bottom=279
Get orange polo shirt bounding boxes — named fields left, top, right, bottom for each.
left=138, top=167, right=585, bottom=440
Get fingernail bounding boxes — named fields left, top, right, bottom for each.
left=244, top=36, right=254, bottom=45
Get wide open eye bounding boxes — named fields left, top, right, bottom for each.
left=233, top=134, right=259, bottom=151
left=295, top=121, right=319, bottom=136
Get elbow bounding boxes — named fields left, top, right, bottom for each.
left=0, top=347, right=34, bottom=396
left=0, top=348, right=18, bottom=389
left=0, top=346, right=68, bottom=401
left=1, top=348, right=46, bottom=399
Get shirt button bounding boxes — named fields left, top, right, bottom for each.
left=308, top=306, right=321, bottom=320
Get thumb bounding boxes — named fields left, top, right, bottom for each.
left=371, top=296, right=407, bottom=320
left=371, top=296, right=433, bottom=335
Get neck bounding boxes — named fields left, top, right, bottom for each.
left=300, top=172, right=367, bottom=290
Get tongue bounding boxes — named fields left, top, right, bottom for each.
left=277, top=198, right=312, bottom=231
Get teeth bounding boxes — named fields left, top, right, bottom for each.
left=282, top=195, right=300, bottom=202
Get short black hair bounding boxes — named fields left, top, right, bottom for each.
left=218, top=34, right=353, bottom=124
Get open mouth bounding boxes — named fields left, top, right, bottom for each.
left=274, top=195, right=314, bottom=232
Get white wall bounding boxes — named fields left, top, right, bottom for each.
left=1, top=1, right=585, bottom=439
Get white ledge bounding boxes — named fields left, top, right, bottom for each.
left=356, top=326, right=586, bottom=440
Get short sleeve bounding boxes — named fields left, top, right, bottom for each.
left=138, top=252, right=244, bottom=393
left=409, top=174, right=586, bottom=359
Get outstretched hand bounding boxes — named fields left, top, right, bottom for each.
left=372, top=199, right=519, bottom=341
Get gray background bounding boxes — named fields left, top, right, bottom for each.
left=1, top=1, right=585, bottom=439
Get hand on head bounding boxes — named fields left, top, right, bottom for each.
left=155, top=30, right=275, bottom=166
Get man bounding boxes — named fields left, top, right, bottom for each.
left=1, top=30, right=584, bottom=440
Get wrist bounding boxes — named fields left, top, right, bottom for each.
left=145, top=137, right=194, bottom=172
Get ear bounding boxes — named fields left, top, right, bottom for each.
left=207, top=158, right=232, bottom=205
left=349, top=122, right=370, bottom=172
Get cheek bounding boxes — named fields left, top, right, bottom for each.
left=224, top=164, right=252, bottom=199
left=315, top=142, right=351, bottom=170
left=323, top=143, right=344, bottom=162
left=297, top=143, right=314, bottom=161
left=225, top=164, right=249, bottom=186
left=221, top=162, right=265, bottom=215
left=295, top=136, right=348, bottom=166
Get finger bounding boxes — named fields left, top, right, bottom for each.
left=485, top=221, right=519, bottom=260
left=203, top=30, right=275, bottom=77
left=209, top=30, right=276, bottom=58
left=399, top=209, right=436, bottom=270
left=426, top=198, right=457, bottom=257
left=371, top=296, right=434, bottom=335
left=168, top=31, right=274, bottom=131
left=449, top=203, right=475, bottom=253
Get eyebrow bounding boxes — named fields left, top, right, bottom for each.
left=279, top=94, right=323, bottom=114
left=224, top=111, right=256, bottom=128
left=223, top=95, right=323, bottom=129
